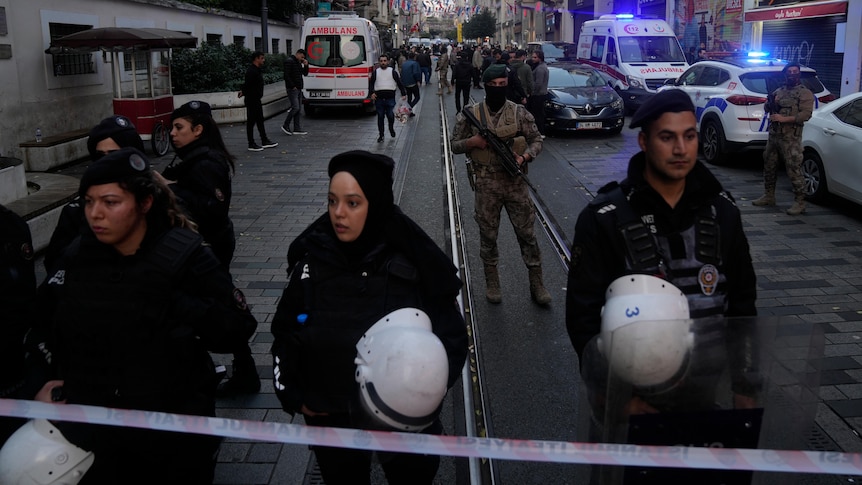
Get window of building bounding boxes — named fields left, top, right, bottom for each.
left=254, top=37, right=263, bottom=52
left=48, top=22, right=95, bottom=76
left=272, top=38, right=280, bottom=54
left=206, top=33, right=222, bottom=44
left=234, top=35, right=246, bottom=47
left=286, top=40, right=293, bottom=54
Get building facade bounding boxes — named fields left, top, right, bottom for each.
left=0, top=0, right=300, bottom=159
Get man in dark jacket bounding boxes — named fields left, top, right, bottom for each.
left=238, top=51, right=278, bottom=151
left=282, top=49, right=309, bottom=136
left=417, top=48, right=433, bottom=85
left=451, top=52, right=474, bottom=113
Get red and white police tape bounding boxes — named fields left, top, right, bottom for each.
left=1, top=398, right=861, bottom=475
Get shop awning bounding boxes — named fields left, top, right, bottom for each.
left=46, top=27, right=198, bottom=54
left=744, top=0, right=847, bottom=22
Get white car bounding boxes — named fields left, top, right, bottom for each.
left=661, top=55, right=834, bottom=164
left=801, top=91, right=862, bottom=205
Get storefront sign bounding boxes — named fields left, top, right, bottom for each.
left=744, top=0, right=846, bottom=21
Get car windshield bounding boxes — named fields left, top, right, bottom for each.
left=618, top=36, right=687, bottom=63
left=739, top=71, right=825, bottom=95
left=549, top=67, right=608, bottom=88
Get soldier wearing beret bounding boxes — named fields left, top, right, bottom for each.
left=450, top=63, right=551, bottom=305
left=566, top=88, right=757, bottom=377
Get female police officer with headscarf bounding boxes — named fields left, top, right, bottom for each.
left=271, top=150, right=468, bottom=485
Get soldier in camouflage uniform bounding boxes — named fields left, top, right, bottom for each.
left=450, top=64, right=550, bottom=305
left=753, top=63, right=814, bottom=215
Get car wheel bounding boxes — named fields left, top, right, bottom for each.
left=801, top=149, right=828, bottom=203
left=701, top=119, right=726, bottom=165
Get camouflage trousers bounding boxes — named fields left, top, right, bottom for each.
left=762, top=131, right=805, bottom=199
left=474, top=169, right=541, bottom=268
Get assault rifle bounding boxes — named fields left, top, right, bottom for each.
left=764, top=93, right=779, bottom=115
left=460, top=107, right=537, bottom=191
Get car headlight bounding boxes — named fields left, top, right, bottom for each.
left=611, top=98, right=623, bottom=110
left=627, top=76, right=645, bottom=90
left=546, top=100, right=566, bottom=110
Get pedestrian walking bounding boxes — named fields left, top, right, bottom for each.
left=271, top=150, right=468, bottom=485
left=450, top=64, right=550, bottom=305
left=511, top=49, right=533, bottom=100
left=238, top=51, right=278, bottom=151
left=160, top=100, right=262, bottom=396
left=369, top=54, right=407, bottom=143
left=28, top=147, right=257, bottom=483
left=528, top=50, right=549, bottom=136
left=401, top=52, right=422, bottom=114
left=281, top=48, right=310, bottom=136
left=436, top=49, right=452, bottom=95
left=471, top=46, right=484, bottom=88
left=451, top=52, right=473, bottom=113
left=752, top=62, right=814, bottom=215
left=417, top=48, right=433, bottom=85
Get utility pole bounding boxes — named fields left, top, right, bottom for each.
left=262, top=0, right=270, bottom=52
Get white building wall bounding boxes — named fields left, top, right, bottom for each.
left=0, top=0, right=299, bottom=159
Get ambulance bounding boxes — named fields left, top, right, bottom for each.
left=577, top=14, right=689, bottom=113
left=301, top=13, right=382, bottom=115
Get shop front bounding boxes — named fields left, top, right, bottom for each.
left=744, top=0, right=847, bottom=97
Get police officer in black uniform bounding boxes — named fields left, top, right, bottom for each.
left=44, top=115, right=145, bottom=272
left=157, top=101, right=261, bottom=396
left=30, top=148, right=257, bottom=483
left=0, top=204, right=36, bottom=444
left=566, top=89, right=757, bottom=363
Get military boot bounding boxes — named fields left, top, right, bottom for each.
left=484, top=264, right=502, bottom=304
left=216, top=354, right=260, bottom=397
left=752, top=191, right=776, bottom=206
left=528, top=267, right=552, bottom=306
left=786, top=198, right=806, bottom=215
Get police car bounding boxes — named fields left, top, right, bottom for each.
left=659, top=53, right=834, bottom=164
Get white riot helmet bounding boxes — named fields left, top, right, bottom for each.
left=0, top=419, right=94, bottom=485
left=598, top=275, right=694, bottom=391
left=355, top=308, right=449, bottom=432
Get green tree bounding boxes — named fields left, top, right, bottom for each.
left=171, top=42, right=285, bottom=94
left=462, top=9, right=496, bottom=41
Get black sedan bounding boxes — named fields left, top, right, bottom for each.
left=544, top=64, right=625, bottom=134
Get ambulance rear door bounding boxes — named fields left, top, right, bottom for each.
left=303, top=21, right=374, bottom=108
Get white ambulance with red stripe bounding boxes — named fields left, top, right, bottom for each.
left=577, top=15, right=689, bottom=114
left=301, top=13, right=382, bottom=115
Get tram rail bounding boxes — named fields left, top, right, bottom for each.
left=443, top=97, right=572, bottom=485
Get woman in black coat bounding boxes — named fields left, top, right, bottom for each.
left=271, top=150, right=468, bottom=485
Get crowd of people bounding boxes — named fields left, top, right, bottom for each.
left=1, top=44, right=814, bottom=484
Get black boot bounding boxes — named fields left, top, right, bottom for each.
left=216, top=354, right=260, bottom=397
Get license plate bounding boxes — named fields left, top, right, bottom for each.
left=308, top=91, right=330, bottom=98
left=577, top=122, right=603, bottom=129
